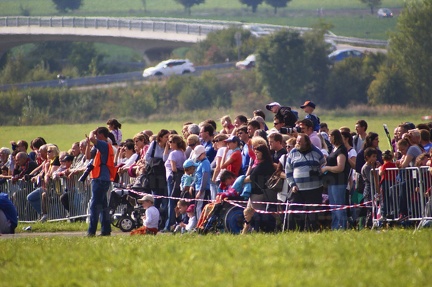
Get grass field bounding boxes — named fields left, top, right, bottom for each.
left=1, top=228, right=431, bottom=286
left=1, top=0, right=404, bottom=39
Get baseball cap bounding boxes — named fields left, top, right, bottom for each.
left=137, top=194, right=154, bottom=203
left=224, top=135, right=240, bottom=144
left=183, top=159, right=198, bottom=169
left=300, top=100, right=316, bottom=109
left=186, top=204, right=195, bottom=213
left=191, top=145, right=206, bottom=161
left=265, top=102, right=281, bottom=111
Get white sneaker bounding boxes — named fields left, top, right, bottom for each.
left=39, top=214, right=48, bottom=223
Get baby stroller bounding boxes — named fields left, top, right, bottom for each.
left=108, top=188, right=145, bottom=232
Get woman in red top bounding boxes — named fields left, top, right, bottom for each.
left=221, top=136, right=242, bottom=177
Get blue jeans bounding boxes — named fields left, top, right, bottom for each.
left=328, top=184, right=347, bottom=230
left=164, top=175, right=176, bottom=231
left=88, top=179, right=111, bottom=235
left=27, top=187, right=42, bottom=215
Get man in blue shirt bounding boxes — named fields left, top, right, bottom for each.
left=199, top=123, right=217, bottom=163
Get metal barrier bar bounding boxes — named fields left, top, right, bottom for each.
left=417, top=167, right=432, bottom=229
left=371, top=167, right=429, bottom=228
left=7, top=179, right=38, bottom=222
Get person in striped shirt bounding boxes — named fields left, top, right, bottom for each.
left=285, top=134, right=326, bottom=231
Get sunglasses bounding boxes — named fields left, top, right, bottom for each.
left=274, top=122, right=281, bottom=125
left=212, top=139, right=221, bottom=143
left=169, top=141, right=173, bottom=143
left=47, top=150, right=53, bottom=153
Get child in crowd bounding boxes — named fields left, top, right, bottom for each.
left=106, top=118, right=122, bottom=145
left=361, top=147, right=378, bottom=228
left=184, top=204, right=197, bottom=232
left=216, top=170, right=239, bottom=201
left=180, top=159, right=198, bottom=199
left=300, top=100, right=320, bottom=132
left=0, top=165, right=8, bottom=184
left=379, top=150, right=397, bottom=219
left=172, top=199, right=189, bottom=233
left=130, top=194, right=160, bottom=235
left=217, top=170, right=252, bottom=202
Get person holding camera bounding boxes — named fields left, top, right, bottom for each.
left=285, top=133, right=326, bottom=231
left=85, top=127, right=116, bottom=237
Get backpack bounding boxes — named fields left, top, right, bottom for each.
left=308, top=114, right=321, bottom=132
left=279, top=107, right=298, bottom=128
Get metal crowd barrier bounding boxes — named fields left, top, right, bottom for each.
left=371, top=166, right=431, bottom=229
left=0, top=172, right=138, bottom=223
left=1, top=175, right=92, bottom=222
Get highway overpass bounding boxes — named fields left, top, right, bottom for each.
left=0, top=16, right=387, bottom=62
left=0, top=17, right=226, bottom=62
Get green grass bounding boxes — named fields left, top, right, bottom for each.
left=1, top=229, right=431, bottom=286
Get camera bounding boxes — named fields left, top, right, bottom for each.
left=78, top=161, right=94, bottom=182
left=309, top=170, right=320, bottom=177
left=284, top=126, right=301, bottom=134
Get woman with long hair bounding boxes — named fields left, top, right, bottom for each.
left=321, top=130, right=351, bottom=230
left=145, top=129, right=170, bottom=228
left=163, top=134, right=186, bottom=232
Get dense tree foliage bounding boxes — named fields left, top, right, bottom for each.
left=256, top=29, right=329, bottom=105
left=52, top=0, right=83, bottom=13
left=0, top=42, right=106, bottom=84
left=388, top=0, right=432, bottom=105
left=186, top=27, right=259, bottom=65
left=239, top=0, right=264, bottom=13
left=360, top=0, right=382, bottom=14
left=175, top=0, right=205, bottom=15
left=325, top=53, right=385, bottom=107
left=368, top=64, right=408, bottom=105
left=265, top=0, right=291, bottom=15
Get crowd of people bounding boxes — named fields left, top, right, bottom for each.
left=1, top=102, right=432, bottom=235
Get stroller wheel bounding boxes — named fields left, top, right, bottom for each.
left=118, top=216, right=135, bottom=232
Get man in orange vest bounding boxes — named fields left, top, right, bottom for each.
left=86, top=127, right=116, bottom=237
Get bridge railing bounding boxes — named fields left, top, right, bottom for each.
left=0, top=16, right=388, bottom=47
left=0, top=16, right=227, bottom=36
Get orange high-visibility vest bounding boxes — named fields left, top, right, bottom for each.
left=90, top=143, right=116, bottom=181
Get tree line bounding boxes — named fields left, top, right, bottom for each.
left=0, top=0, right=430, bottom=125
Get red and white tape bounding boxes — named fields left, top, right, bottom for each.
left=124, top=188, right=372, bottom=215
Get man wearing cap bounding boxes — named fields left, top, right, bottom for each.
left=266, top=102, right=298, bottom=128
left=131, top=194, right=160, bottom=235
left=191, top=145, right=211, bottom=220
left=221, top=136, right=242, bottom=177
left=300, top=100, right=320, bottom=132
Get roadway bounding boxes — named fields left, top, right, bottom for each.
left=0, top=62, right=235, bottom=92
